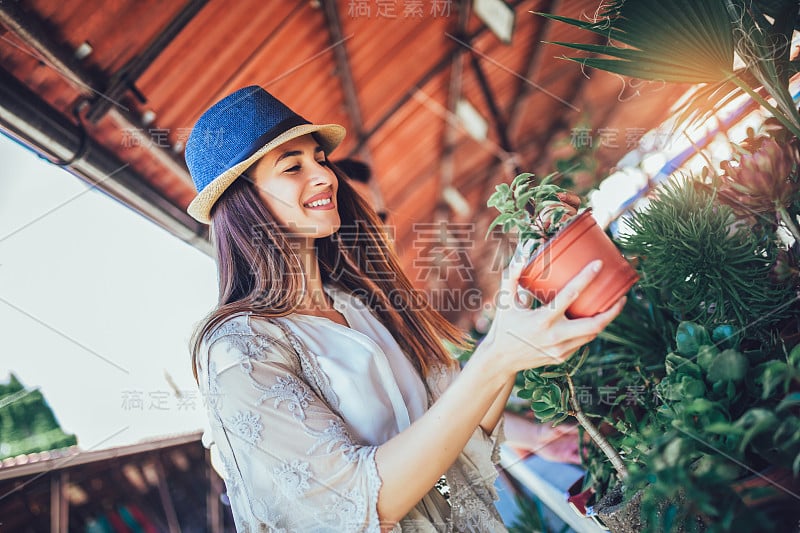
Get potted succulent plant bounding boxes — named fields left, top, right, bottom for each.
left=486, top=172, right=639, bottom=318
left=485, top=173, right=636, bottom=487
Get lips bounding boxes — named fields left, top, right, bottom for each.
left=302, top=191, right=335, bottom=210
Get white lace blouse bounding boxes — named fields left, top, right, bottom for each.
left=197, top=284, right=507, bottom=532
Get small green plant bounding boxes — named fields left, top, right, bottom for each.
left=518, top=348, right=630, bottom=482
left=619, top=177, right=796, bottom=329
left=486, top=172, right=581, bottom=256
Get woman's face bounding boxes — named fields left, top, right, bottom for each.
left=251, top=134, right=340, bottom=238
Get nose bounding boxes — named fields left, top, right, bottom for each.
left=310, top=160, right=336, bottom=187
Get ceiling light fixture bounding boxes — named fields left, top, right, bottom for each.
left=474, top=0, right=515, bottom=44
left=455, top=99, right=488, bottom=142
left=442, top=185, right=471, bottom=217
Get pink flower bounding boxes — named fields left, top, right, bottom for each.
left=718, top=138, right=799, bottom=216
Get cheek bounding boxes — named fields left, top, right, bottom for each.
left=256, top=181, right=301, bottom=224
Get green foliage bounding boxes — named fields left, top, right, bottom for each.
left=536, top=0, right=800, bottom=138
left=486, top=172, right=578, bottom=252
left=620, top=177, right=795, bottom=329
left=538, top=1, right=734, bottom=83
left=524, top=167, right=800, bottom=530
left=0, top=373, right=77, bottom=459
left=507, top=493, right=547, bottom=533
left=518, top=347, right=592, bottom=424
left=496, top=2, right=800, bottom=529
left=623, top=321, right=800, bottom=531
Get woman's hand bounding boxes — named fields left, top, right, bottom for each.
left=476, top=253, right=625, bottom=376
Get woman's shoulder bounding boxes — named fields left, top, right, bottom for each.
left=203, top=312, right=252, bottom=346
left=195, top=312, right=304, bottom=379
left=202, top=312, right=296, bottom=361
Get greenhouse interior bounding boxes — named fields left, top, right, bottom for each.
left=1, top=1, right=799, bottom=532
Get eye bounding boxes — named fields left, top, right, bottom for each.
left=284, top=164, right=301, bottom=173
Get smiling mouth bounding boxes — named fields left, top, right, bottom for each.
left=304, top=197, right=332, bottom=208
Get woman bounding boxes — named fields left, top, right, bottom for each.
left=185, top=86, right=623, bottom=532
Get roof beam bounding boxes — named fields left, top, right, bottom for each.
left=438, top=0, right=471, bottom=199
left=458, top=65, right=590, bottom=195
left=0, top=0, right=193, bottom=183
left=85, top=0, right=209, bottom=122
left=346, top=0, right=527, bottom=158
left=506, top=0, right=559, bottom=138
left=468, top=52, right=516, bottom=161
left=0, top=431, right=203, bottom=481
left=0, top=67, right=210, bottom=253
left=153, top=454, right=181, bottom=533
left=426, top=0, right=472, bottom=293
left=320, top=0, right=370, bottom=160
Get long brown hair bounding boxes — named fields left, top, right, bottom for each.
left=190, top=162, right=467, bottom=381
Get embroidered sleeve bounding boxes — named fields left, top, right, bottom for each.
left=197, top=318, right=383, bottom=532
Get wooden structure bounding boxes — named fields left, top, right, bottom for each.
left=0, top=431, right=233, bottom=532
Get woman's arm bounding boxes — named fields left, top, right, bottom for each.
left=375, top=339, right=519, bottom=526
left=479, top=375, right=514, bottom=435
left=374, top=259, right=624, bottom=526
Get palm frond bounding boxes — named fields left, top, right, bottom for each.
left=672, top=68, right=761, bottom=132
left=728, top=0, right=800, bottom=130
left=535, top=0, right=800, bottom=138
left=536, top=1, right=735, bottom=85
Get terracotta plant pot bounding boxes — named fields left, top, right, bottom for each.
left=519, top=209, right=639, bottom=318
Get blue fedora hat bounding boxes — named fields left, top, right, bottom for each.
left=185, top=86, right=345, bottom=223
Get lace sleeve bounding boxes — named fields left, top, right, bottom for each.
left=197, top=317, right=383, bottom=532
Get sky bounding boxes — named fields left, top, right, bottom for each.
left=0, top=133, right=219, bottom=451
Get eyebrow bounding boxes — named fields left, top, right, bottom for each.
left=274, top=146, right=325, bottom=167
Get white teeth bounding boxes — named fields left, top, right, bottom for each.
left=305, top=198, right=331, bottom=208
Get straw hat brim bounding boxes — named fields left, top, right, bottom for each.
left=187, top=123, right=346, bottom=224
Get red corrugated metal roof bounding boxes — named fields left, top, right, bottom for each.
left=0, top=0, right=688, bottom=326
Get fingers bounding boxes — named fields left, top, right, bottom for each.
left=548, top=260, right=603, bottom=318
left=570, top=296, right=626, bottom=332
left=549, top=337, right=596, bottom=362
left=549, top=316, right=610, bottom=342
left=598, top=296, right=627, bottom=323
left=515, top=285, right=535, bottom=309
left=544, top=297, right=627, bottom=360
left=497, top=242, right=530, bottom=309
left=522, top=336, right=595, bottom=368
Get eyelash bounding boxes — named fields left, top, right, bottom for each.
left=285, top=160, right=329, bottom=173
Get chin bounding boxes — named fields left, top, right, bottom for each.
left=310, top=216, right=341, bottom=239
